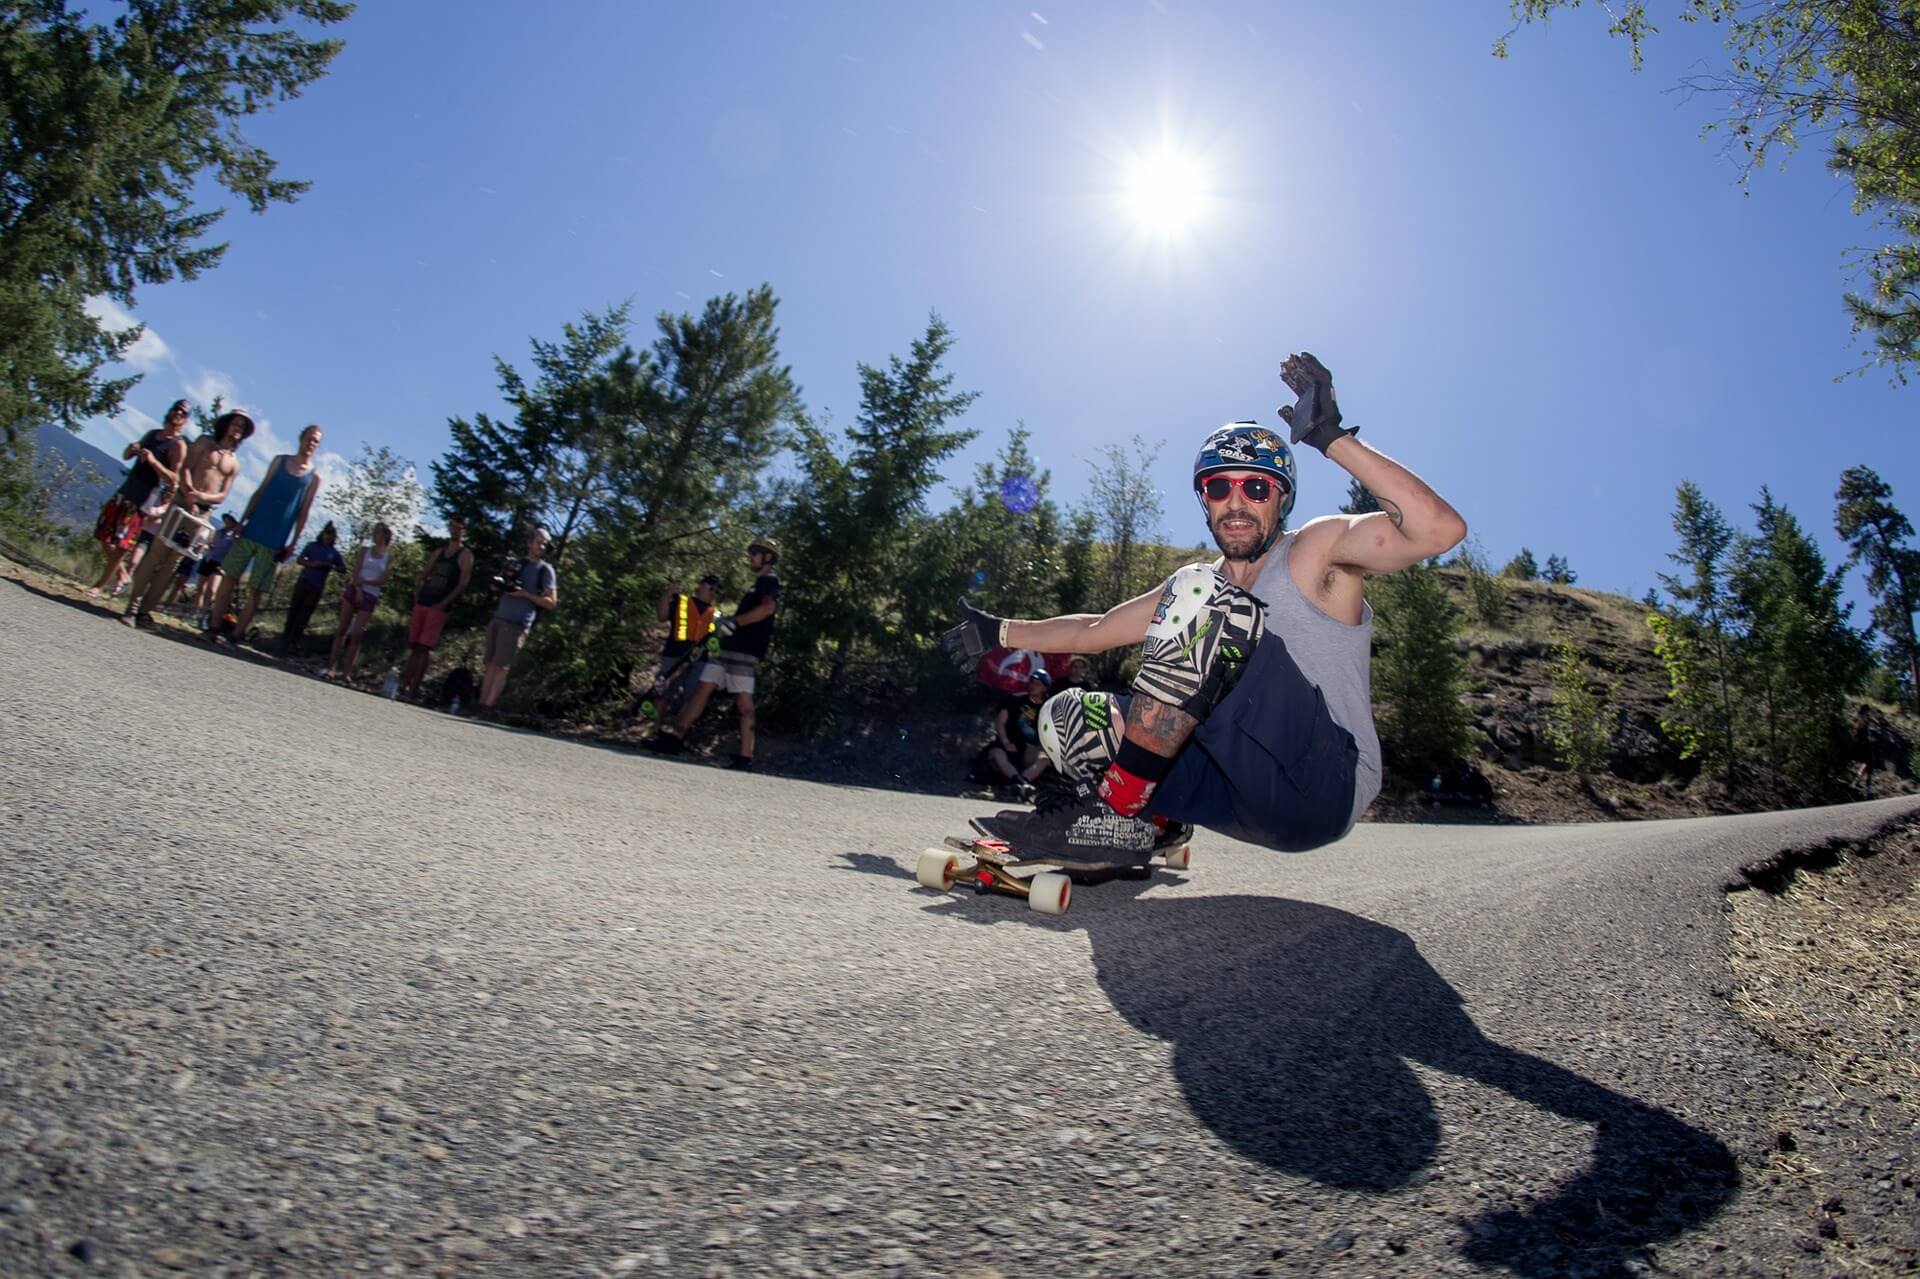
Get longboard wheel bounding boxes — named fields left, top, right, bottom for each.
left=1163, top=843, right=1193, bottom=871
left=1028, top=871, right=1071, bottom=916
left=915, top=849, right=960, bottom=891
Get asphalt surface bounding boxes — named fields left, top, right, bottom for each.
left=3, top=574, right=1917, bottom=1278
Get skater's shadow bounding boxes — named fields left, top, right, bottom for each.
left=863, top=862, right=1739, bottom=1278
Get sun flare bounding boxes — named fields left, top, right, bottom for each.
left=1123, top=145, right=1210, bottom=236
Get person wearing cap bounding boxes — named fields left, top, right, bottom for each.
left=87, top=398, right=193, bottom=598
left=1059, top=654, right=1103, bottom=695
left=399, top=515, right=475, bottom=699
left=642, top=572, right=721, bottom=719
left=121, top=408, right=251, bottom=629
left=984, top=666, right=1056, bottom=801
left=646, top=537, right=782, bottom=769
left=943, top=352, right=1466, bottom=861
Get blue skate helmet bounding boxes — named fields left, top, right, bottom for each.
left=1192, top=421, right=1296, bottom=524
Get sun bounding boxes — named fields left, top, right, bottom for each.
left=1123, top=145, right=1211, bottom=236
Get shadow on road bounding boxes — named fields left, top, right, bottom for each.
left=844, top=855, right=1739, bottom=1278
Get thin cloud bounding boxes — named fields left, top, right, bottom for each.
left=83, top=296, right=172, bottom=372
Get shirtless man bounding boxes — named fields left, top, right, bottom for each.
left=944, top=352, right=1467, bottom=858
left=209, top=425, right=325, bottom=645
left=123, top=410, right=253, bottom=629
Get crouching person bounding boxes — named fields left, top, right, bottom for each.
left=942, top=354, right=1466, bottom=858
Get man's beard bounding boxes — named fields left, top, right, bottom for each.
left=1211, top=513, right=1276, bottom=562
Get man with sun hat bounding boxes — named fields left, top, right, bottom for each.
left=943, top=352, right=1467, bottom=860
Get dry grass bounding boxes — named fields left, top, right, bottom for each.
left=1727, top=828, right=1920, bottom=1118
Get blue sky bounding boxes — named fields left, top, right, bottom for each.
left=80, top=1, right=1916, bottom=611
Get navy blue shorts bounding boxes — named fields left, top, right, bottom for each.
left=1145, top=633, right=1358, bottom=852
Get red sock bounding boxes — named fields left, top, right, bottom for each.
left=1098, top=765, right=1156, bottom=816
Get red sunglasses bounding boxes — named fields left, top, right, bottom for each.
left=1198, top=474, right=1282, bottom=504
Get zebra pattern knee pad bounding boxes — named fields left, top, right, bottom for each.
left=1132, top=563, right=1265, bottom=719
left=1039, top=688, right=1124, bottom=780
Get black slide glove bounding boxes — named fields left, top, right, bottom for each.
left=941, top=598, right=1007, bottom=672
left=714, top=614, right=738, bottom=637
left=1277, top=351, right=1357, bottom=456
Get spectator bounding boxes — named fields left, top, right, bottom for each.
left=642, top=573, right=720, bottom=719
left=121, top=409, right=249, bottom=629
left=325, top=523, right=394, bottom=683
left=282, top=522, right=344, bottom=655
left=645, top=537, right=781, bottom=770
left=87, top=399, right=190, bottom=598
left=400, top=516, right=475, bottom=700
left=209, top=424, right=325, bottom=646
left=984, top=669, right=1054, bottom=799
left=478, top=528, right=558, bottom=713
left=190, top=514, right=243, bottom=621
left=1060, top=654, right=1101, bottom=695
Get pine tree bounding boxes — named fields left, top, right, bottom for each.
left=1656, top=481, right=1740, bottom=787
left=1544, top=554, right=1577, bottom=585
left=1502, top=547, right=1540, bottom=580
left=773, top=314, right=979, bottom=713
left=1341, top=478, right=1380, bottom=515
left=1730, top=487, right=1868, bottom=792
left=1834, top=465, right=1920, bottom=707
left=1, top=2, right=352, bottom=440
left=1371, top=562, right=1474, bottom=773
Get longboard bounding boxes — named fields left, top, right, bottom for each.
left=913, top=835, right=1192, bottom=916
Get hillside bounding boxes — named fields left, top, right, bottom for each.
left=1369, top=570, right=1920, bottom=823
left=31, top=424, right=122, bottom=528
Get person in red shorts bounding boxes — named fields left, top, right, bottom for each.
left=400, top=515, right=474, bottom=700
left=86, top=399, right=190, bottom=597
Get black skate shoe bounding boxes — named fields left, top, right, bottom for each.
left=1150, top=815, right=1195, bottom=852
left=972, top=778, right=1156, bottom=862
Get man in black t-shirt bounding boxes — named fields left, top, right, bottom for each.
left=87, top=399, right=191, bottom=597
left=645, top=537, right=782, bottom=770
left=983, top=669, right=1054, bottom=799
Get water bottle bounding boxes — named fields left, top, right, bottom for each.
left=382, top=666, right=400, bottom=699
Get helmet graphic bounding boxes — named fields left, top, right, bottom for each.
left=1192, top=422, right=1296, bottom=523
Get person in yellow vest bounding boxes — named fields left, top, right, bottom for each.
left=646, top=573, right=721, bottom=718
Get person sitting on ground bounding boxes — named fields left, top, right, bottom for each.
left=984, top=668, right=1056, bottom=800
left=87, top=399, right=191, bottom=598
left=325, top=523, right=393, bottom=683
left=282, top=522, right=344, bottom=655
left=400, top=516, right=475, bottom=700
left=641, top=573, right=720, bottom=719
left=209, top=424, right=325, bottom=646
left=478, top=528, right=558, bottom=713
left=644, top=537, right=782, bottom=770
left=121, top=409, right=250, bottom=629
left=943, top=352, right=1466, bottom=860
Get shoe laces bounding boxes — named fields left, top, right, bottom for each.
left=1030, top=777, right=1092, bottom=814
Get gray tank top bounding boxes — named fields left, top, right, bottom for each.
left=1249, top=532, right=1382, bottom=826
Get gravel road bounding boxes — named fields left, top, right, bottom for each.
left=3, top=576, right=1916, bottom=1278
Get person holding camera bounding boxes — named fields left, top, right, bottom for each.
left=477, top=527, right=558, bottom=713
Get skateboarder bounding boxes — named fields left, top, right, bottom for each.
left=942, top=352, right=1466, bottom=859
